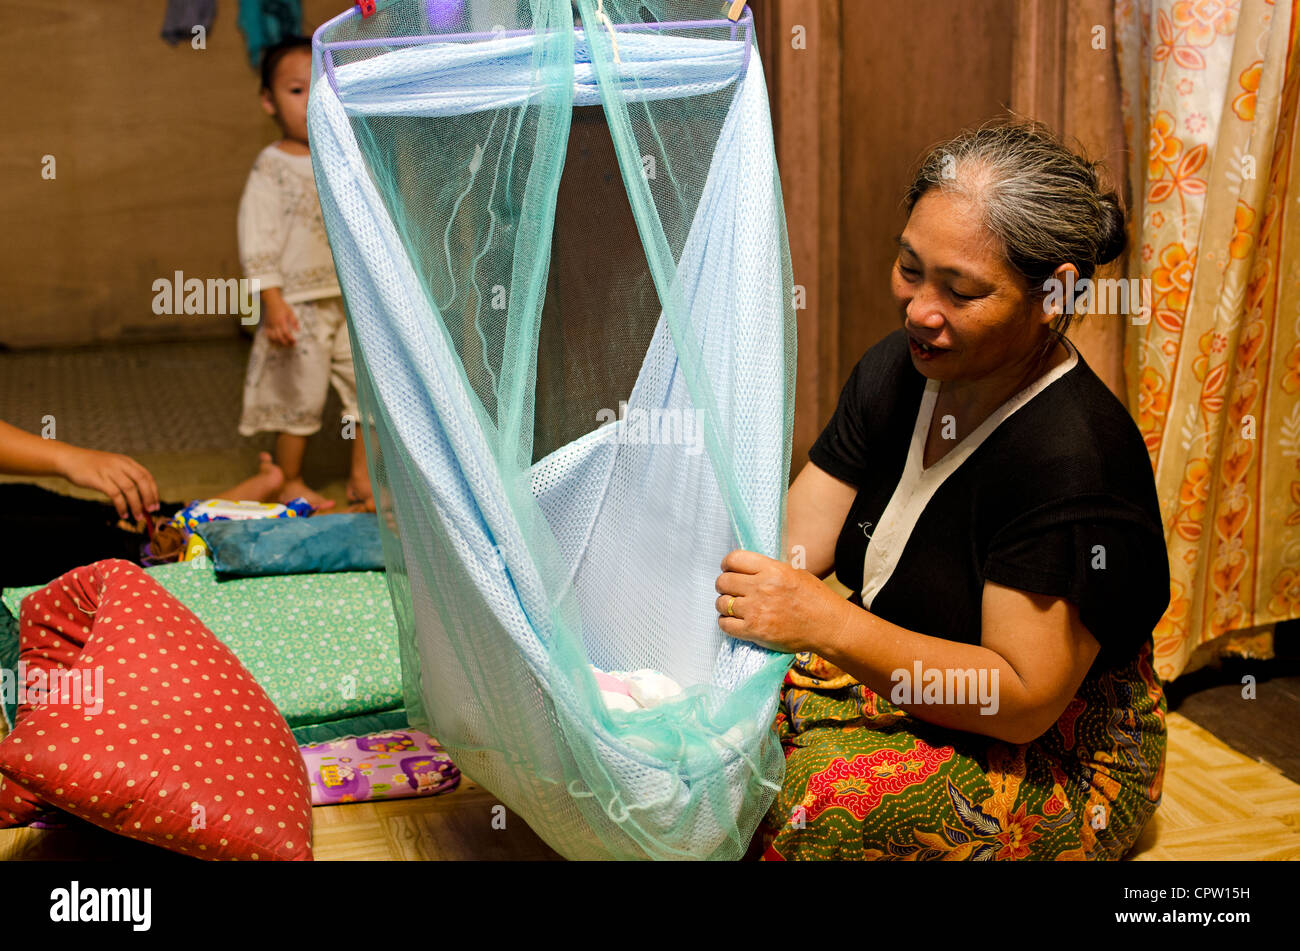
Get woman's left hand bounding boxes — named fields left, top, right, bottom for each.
left=715, top=549, right=851, bottom=655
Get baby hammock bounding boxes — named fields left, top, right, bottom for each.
left=308, top=0, right=796, bottom=860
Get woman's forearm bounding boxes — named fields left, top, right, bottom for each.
left=784, top=463, right=859, bottom=579
left=817, top=600, right=1047, bottom=744
left=720, top=547, right=1095, bottom=745
left=0, top=419, right=73, bottom=478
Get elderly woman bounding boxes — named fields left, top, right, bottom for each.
left=717, top=122, right=1170, bottom=861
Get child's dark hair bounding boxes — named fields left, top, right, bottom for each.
left=259, top=35, right=313, bottom=92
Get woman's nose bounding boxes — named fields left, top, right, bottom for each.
left=905, top=289, right=946, bottom=329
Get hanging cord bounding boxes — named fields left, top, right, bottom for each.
left=709, top=726, right=783, bottom=794
left=594, top=0, right=622, bottom=64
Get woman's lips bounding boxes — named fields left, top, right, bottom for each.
left=906, top=332, right=948, bottom=360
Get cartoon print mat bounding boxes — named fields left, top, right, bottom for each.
left=300, top=729, right=460, bottom=806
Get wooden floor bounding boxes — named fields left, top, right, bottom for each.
left=3, top=711, right=1297, bottom=861
left=0, top=775, right=562, bottom=862
left=1127, top=713, right=1300, bottom=861
left=311, top=778, right=563, bottom=861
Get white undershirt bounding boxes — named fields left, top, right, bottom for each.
left=859, top=341, right=1080, bottom=609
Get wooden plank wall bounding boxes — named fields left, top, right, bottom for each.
left=767, top=0, right=1020, bottom=470
left=1040, top=0, right=1131, bottom=402
left=0, top=0, right=343, bottom=349
left=2, top=0, right=1127, bottom=439
left=767, top=0, right=1131, bottom=469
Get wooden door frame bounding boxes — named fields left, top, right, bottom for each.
left=759, top=0, right=843, bottom=473
left=1011, top=0, right=1131, bottom=401
left=759, top=0, right=1131, bottom=472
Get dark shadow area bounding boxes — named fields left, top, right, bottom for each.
left=1167, top=621, right=1300, bottom=783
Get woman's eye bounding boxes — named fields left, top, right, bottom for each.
left=897, top=263, right=919, bottom=278
left=950, top=289, right=979, bottom=302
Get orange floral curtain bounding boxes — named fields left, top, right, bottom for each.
left=1116, top=0, right=1300, bottom=680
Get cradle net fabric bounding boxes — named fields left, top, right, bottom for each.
left=308, top=0, right=796, bottom=860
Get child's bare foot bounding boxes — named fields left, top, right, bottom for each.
left=221, top=451, right=285, bottom=502
left=279, top=479, right=335, bottom=512
left=345, top=472, right=375, bottom=514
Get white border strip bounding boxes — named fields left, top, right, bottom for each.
left=860, top=340, right=1080, bottom=608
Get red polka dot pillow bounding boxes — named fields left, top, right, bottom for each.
left=0, top=568, right=94, bottom=827
left=0, top=560, right=313, bottom=859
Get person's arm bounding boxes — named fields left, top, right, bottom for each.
left=237, top=158, right=298, bottom=346
left=784, top=460, right=858, bottom=578
left=0, top=418, right=67, bottom=477
left=0, top=419, right=160, bottom=522
left=816, top=581, right=1100, bottom=743
left=259, top=286, right=300, bottom=346
left=715, top=551, right=1100, bottom=744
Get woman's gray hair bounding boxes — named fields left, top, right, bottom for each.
left=904, top=119, right=1127, bottom=329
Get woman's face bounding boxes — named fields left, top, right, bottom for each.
left=890, top=189, right=1048, bottom=385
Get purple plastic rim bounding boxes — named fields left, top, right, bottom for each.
left=426, top=0, right=464, bottom=30
left=313, top=4, right=754, bottom=99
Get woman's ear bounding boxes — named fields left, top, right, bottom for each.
left=1039, top=263, right=1080, bottom=327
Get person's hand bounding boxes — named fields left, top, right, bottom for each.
left=263, top=298, right=300, bottom=346
left=55, top=446, right=160, bottom=523
left=715, top=549, right=852, bottom=654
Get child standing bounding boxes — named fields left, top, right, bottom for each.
left=237, top=35, right=374, bottom=512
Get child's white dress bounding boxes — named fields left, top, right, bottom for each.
left=237, top=143, right=357, bottom=437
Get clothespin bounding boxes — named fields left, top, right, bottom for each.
left=726, top=1, right=747, bottom=22
left=356, top=0, right=376, bottom=17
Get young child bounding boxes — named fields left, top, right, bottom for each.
left=237, top=35, right=374, bottom=513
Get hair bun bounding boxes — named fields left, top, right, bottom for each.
left=1097, top=192, right=1127, bottom=266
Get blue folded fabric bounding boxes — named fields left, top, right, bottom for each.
left=197, top=514, right=385, bottom=576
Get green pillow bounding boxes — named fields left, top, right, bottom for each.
left=0, top=595, right=18, bottom=731
left=3, top=563, right=405, bottom=730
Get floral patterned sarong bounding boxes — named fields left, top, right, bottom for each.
left=757, top=640, right=1166, bottom=860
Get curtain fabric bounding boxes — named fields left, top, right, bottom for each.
left=1116, top=0, right=1300, bottom=680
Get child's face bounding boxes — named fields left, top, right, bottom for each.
left=261, top=49, right=312, bottom=145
